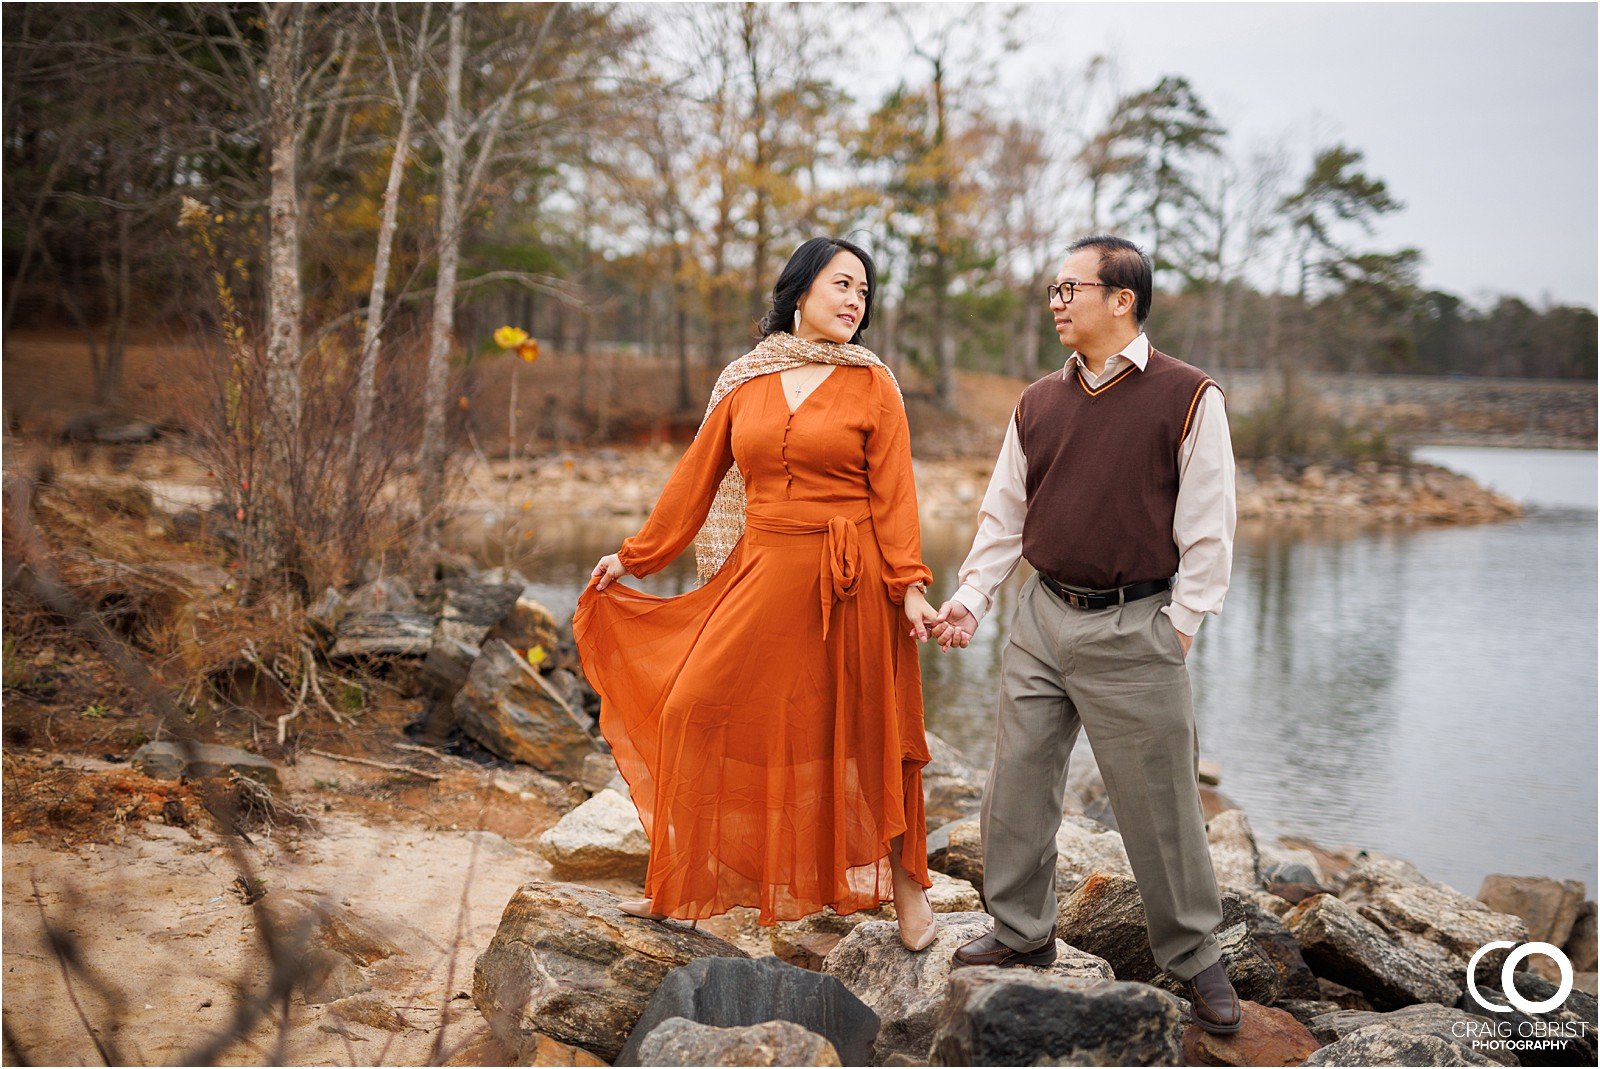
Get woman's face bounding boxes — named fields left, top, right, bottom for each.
left=795, top=250, right=869, bottom=344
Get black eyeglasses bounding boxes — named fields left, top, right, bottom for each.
left=1046, top=280, right=1120, bottom=306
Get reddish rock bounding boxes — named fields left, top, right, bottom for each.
left=1475, top=873, right=1586, bottom=946
left=523, top=1034, right=608, bottom=1066
left=1267, top=881, right=1329, bottom=906
left=1181, top=1001, right=1322, bottom=1066
left=1199, top=785, right=1242, bottom=820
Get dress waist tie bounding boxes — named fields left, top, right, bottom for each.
left=743, top=511, right=871, bottom=641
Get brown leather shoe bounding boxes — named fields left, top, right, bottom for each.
left=951, top=929, right=1057, bottom=968
left=1187, top=960, right=1242, bottom=1034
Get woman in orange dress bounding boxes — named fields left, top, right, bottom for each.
left=573, top=237, right=940, bottom=950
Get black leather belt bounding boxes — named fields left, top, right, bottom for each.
left=1039, top=574, right=1172, bottom=611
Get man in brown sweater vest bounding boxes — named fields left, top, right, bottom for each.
left=932, top=236, right=1242, bottom=1034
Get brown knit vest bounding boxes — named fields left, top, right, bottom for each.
left=1016, top=346, right=1218, bottom=590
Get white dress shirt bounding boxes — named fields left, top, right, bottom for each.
left=949, top=333, right=1236, bottom=637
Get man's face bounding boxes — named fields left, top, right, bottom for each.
left=1049, top=249, right=1128, bottom=351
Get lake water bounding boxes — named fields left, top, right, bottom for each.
left=464, top=446, right=1597, bottom=896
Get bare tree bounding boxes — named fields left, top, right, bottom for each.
left=417, top=1, right=467, bottom=534
left=265, top=2, right=307, bottom=455
left=348, top=2, right=435, bottom=489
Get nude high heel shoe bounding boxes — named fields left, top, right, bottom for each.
left=894, top=882, right=938, bottom=952
left=618, top=898, right=697, bottom=929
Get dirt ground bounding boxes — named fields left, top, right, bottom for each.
left=0, top=745, right=779, bottom=1067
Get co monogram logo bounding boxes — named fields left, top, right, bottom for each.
left=1466, top=941, right=1574, bottom=1015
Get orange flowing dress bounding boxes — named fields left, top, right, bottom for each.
left=573, top=364, right=934, bottom=924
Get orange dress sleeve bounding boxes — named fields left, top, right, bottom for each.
left=615, top=388, right=738, bottom=578
left=865, top=368, right=933, bottom=604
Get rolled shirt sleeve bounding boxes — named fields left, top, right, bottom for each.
left=1160, top=384, right=1236, bottom=636
left=951, top=410, right=1028, bottom=627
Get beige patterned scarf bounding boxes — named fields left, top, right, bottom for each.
left=691, top=331, right=903, bottom=583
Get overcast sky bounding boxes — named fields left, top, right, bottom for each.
left=1010, top=3, right=1599, bottom=309
left=837, top=2, right=1598, bottom=310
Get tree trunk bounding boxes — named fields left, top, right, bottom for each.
left=709, top=176, right=732, bottom=366
left=265, top=3, right=305, bottom=441
left=418, top=1, right=465, bottom=536
left=673, top=244, right=691, bottom=411
left=743, top=3, right=770, bottom=326
left=931, top=57, right=955, bottom=410
left=93, top=207, right=132, bottom=407
left=350, top=59, right=421, bottom=488
left=258, top=2, right=306, bottom=587
left=1002, top=297, right=1023, bottom=378
left=1022, top=298, right=1042, bottom=376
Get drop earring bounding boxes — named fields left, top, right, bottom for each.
left=792, top=308, right=801, bottom=333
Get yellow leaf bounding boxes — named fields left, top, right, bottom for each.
left=525, top=645, right=547, bottom=667
left=493, top=325, right=530, bottom=349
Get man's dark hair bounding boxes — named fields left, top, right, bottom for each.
left=1066, top=235, right=1153, bottom=325
left=757, top=236, right=876, bottom=344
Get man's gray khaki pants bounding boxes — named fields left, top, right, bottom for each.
left=980, top=572, right=1224, bottom=981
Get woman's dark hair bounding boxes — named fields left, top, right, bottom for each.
left=1066, top=234, right=1153, bottom=324
left=757, top=236, right=876, bottom=344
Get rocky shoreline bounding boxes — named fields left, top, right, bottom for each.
left=4, top=507, right=1586, bottom=1066
left=124, top=566, right=1600, bottom=1064
left=456, top=447, right=1524, bottom=530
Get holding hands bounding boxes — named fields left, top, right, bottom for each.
left=930, top=600, right=978, bottom=651
left=903, top=589, right=942, bottom=642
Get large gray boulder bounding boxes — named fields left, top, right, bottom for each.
left=1061, top=742, right=1108, bottom=815
left=1259, top=840, right=1330, bottom=887
left=471, top=881, right=746, bottom=1064
left=1336, top=852, right=1444, bottom=902
left=632, top=1018, right=841, bottom=1067
left=1301, top=1023, right=1499, bottom=1066
left=1353, top=882, right=1530, bottom=991
left=537, top=788, right=649, bottom=881
left=1054, top=872, right=1280, bottom=1003
left=1234, top=891, right=1324, bottom=1002
left=330, top=611, right=435, bottom=658
left=1307, top=1004, right=1517, bottom=1066
left=452, top=638, right=599, bottom=777
left=925, top=871, right=982, bottom=914
left=821, top=912, right=1112, bottom=1064
left=925, top=813, right=1131, bottom=897
left=1053, top=814, right=1134, bottom=892
left=771, top=911, right=869, bottom=972
left=131, top=740, right=280, bottom=787
left=1457, top=972, right=1598, bottom=1067
left=614, top=956, right=877, bottom=1067
left=928, top=966, right=1185, bottom=1067
left=1282, top=893, right=1459, bottom=1009
left=419, top=580, right=524, bottom=705
left=925, top=818, right=983, bottom=890
left=922, top=731, right=984, bottom=828
left=1207, top=808, right=1264, bottom=891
